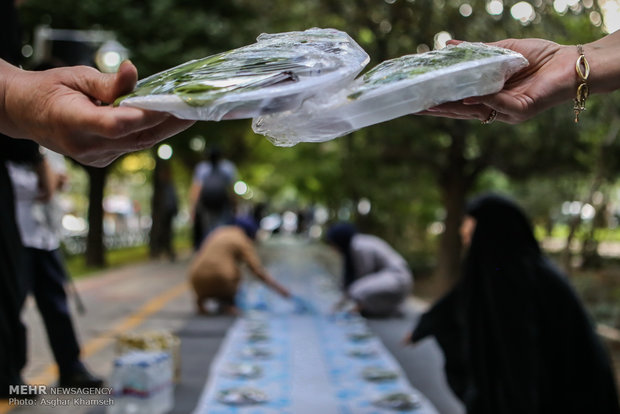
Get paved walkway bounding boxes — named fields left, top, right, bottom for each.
left=1, top=236, right=463, bottom=414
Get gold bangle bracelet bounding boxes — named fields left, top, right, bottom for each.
left=573, top=44, right=590, bottom=123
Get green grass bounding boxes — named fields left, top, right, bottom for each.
left=535, top=224, right=620, bottom=243
left=64, top=228, right=192, bottom=279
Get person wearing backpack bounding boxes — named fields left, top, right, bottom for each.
left=189, top=146, right=237, bottom=249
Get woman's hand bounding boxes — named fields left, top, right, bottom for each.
left=419, top=38, right=578, bottom=124
left=401, top=332, right=416, bottom=346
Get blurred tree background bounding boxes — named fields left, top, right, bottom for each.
left=14, top=0, right=620, bottom=294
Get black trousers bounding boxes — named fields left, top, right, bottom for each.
left=19, top=248, right=82, bottom=377
left=0, top=165, right=27, bottom=396
left=152, top=211, right=176, bottom=260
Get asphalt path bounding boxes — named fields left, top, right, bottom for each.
left=1, top=236, right=464, bottom=414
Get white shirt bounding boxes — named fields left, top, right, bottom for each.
left=7, top=154, right=66, bottom=251
left=350, top=234, right=413, bottom=287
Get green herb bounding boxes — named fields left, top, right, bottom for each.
left=347, top=43, right=513, bottom=100
left=115, top=29, right=362, bottom=108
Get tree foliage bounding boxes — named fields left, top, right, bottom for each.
left=16, top=0, right=617, bottom=274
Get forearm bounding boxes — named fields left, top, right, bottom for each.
left=0, top=58, right=193, bottom=166
left=189, top=183, right=200, bottom=218
left=36, top=158, right=55, bottom=201
left=256, top=270, right=290, bottom=298
left=584, top=31, right=620, bottom=95
left=0, top=59, right=22, bottom=139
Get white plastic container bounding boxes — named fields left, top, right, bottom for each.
left=107, top=351, right=173, bottom=414
left=252, top=42, right=529, bottom=146
left=118, top=28, right=369, bottom=121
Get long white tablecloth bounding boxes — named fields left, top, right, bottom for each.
left=192, top=256, right=439, bottom=414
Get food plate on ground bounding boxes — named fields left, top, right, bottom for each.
left=222, top=363, right=263, bottom=379
left=362, top=366, right=399, bottom=382
left=347, top=346, right=378, bottom=359
left=240, top=346, right=273, bottom=359
left=216, top=387, right=269, bottom=405
left=372, top=391, right=423, bottom=411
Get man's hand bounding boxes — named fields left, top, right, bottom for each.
left=0, top=59, right=194, bottom=167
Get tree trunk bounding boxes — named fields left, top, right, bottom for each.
left=149, top=156, right=164, bottom=258
left=580, top=196, right=606, bottom=269
left=436, top=130, right=469, bottom=280
left=562, top=119, right=620, bottom=272
left=85, top=165, right=108, bottom=267
left=438, top=184, right=466, bottom=279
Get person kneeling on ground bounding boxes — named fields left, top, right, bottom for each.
left=188, top=217, right=291, bottom=315
left=326, top=222, right=413, bottom=318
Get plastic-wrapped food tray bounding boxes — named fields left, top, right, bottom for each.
left=240, top=346, right=272, bottom=359
left=372, top=392, right=423, bottom=411
left=347, top=346, right=378, bottom=359
left=216, top=387, right=269, bottom=406
left=347, top=330, right=374, bottom=342
left=362, top=366, right=399, bottom=382
left=116, top=28, right=369, bottom=121
left=222, top=363, right=263, bottom=379
left=252, top=42, right=528, bottom=146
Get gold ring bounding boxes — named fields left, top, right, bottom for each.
left=481, top=109, right=498, bottom=125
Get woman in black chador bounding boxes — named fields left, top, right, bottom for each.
left=408, top=194, right=620, bottom=414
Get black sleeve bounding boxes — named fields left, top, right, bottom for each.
left=410, top=312, right=435, bottom=342
left=0, top=137, right=42, bottom=164
left=0, top=0, right=21, bottom=65
left=410, top=287, right=459, bottom=342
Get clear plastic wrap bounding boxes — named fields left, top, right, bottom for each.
left=116, top=28, right=369, bottom=121
left=252, top=42, right=528, bottom=146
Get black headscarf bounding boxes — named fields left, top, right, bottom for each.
left=325, top=222, right=357, bottom=289
left=208, top=145, right=222, bottom=168
left=234, top=216, right=259, bottom=240
left=411, top=194, right=620, bottom=414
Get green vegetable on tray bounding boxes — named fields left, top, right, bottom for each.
left=216, top=387, right=269, bottom=406
left=252, top=41, right=528, bottom=145
left=362, top=366, right=399, bottom=382
left=115, top=53, right=304, bottom=107
left=347, top=346, right=378, bottom=358
left=347, top=43, right=519, bottom=101
left=247, top=332, right=270, bottom=343
left=373, top=392, right=422, bottom=411
left=223, top=363, right=263, bottom=379
left=347, top=331, right=374, bottom=342
left=114, top=28, right=369, bottom=119
left=240, top=346, right=272, bottom=359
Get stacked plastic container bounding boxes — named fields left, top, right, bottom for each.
left=117, top=28, right=369, bottom=122
left=107, top=351, right=173, bottom=414
left=253, top=42, right=529, bottom=145
left=118, top=27, right=528, bottom=145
